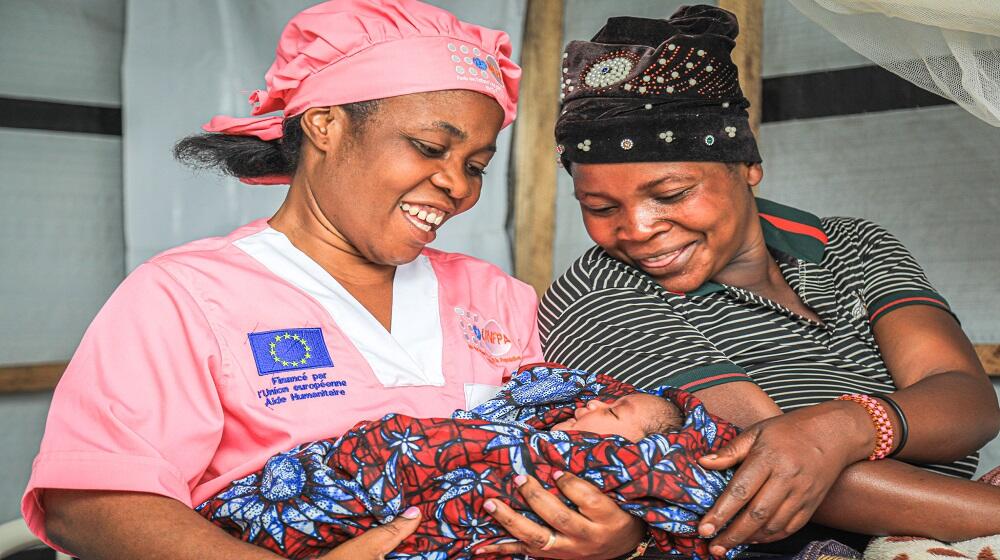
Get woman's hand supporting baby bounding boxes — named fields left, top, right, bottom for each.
left=319, top=507, right=422, bottom=560
left=693, top=306, right=1000, bottom=556
left=696, top=401, right=875, bottom=556
left=476, top=471, right=644, bottom=559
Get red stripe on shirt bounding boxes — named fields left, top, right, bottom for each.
left=759, top=213, right=829, bottom=244
left=869, top=296, right=946, bottom=322
left=679, top=372, right=748, bottom=391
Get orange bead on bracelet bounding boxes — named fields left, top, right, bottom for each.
left=836, top=393, right=895, bottom=461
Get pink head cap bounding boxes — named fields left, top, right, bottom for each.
left=203, top=0, right=521, bottom=184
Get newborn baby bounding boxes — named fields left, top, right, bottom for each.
left=200, top=374, right=734, bottom=560
left=553, top=392, right=683, bottom=441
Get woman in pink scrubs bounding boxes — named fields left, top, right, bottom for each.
left=21, top=1, right=643, bottom=558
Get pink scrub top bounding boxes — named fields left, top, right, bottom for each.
left=22, top=219, right=542, bottom=546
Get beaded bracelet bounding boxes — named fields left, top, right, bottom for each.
left=836, top=393, right=894, bottom=461
left=620, top=537, right=652, bottom=560
left=872, top=393, right=909, bottom=458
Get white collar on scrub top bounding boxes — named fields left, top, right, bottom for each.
left=234, top=227, right=445, bottom=387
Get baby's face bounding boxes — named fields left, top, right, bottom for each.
left=550, top=393, right=679, bottom=442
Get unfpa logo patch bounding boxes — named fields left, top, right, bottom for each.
left=248, top=328, right=333, bottom=375
left=455, top=307, right=512, bottom=357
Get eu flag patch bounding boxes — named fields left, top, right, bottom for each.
left=248, top=328, right=334, bottom=375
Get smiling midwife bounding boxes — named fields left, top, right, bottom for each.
left=19, top=1, right=644, bottom=559
left=538, top=5, right=1000, bottom=557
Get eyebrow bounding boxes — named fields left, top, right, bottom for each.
left=615, top=397, right=636, bottom=413
left=429, top=121, right=467, bottom=140
left=636, top=173, right=699, bottom=193
left=574, top=172, right=698, bottom=200
left=420, top=121, right=496, bottom=153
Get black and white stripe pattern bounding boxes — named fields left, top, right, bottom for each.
left=540, top=215, right=977, bottom=479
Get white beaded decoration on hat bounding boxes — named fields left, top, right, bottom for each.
left=584, top=56, right=634, bottom=88
left=620, top=138, right=634, bottom=150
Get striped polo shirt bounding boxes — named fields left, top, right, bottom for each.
left=540, top=198, right=976, bottom=478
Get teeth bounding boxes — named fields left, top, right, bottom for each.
left=401, top=203, right=447, bottom=229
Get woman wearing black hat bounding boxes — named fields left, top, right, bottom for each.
left=537, top=5, right=1000, bottom=556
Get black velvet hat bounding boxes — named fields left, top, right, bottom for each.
left=555, top=5, right=761, bottom=169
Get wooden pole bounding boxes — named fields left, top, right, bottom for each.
left=512, top=0, right=564, bottom=296
left=718, top=0, right=764, bottom=137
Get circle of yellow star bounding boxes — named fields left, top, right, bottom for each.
left=268, top=332, right=313, bottom=368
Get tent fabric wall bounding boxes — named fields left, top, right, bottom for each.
left=0, top=0, right=124, bottom=106
left=0, top=0, right=126, bottom=523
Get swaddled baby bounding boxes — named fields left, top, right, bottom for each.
left=199, top=367, right=738, bottom=560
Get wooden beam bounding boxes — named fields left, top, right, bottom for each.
left=1, top=344, right=997, bottom=395
left=718, top=0, right=764, bottom=137
left=0, top=362, right=67, bottom=394
left=512, top=0, right=564, bottom=296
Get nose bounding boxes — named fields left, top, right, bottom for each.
left=430, top=164, right=475, bottom=201
left=617, top=206, right=668, bottom=243
left=576, top=400, right=607, bottom=419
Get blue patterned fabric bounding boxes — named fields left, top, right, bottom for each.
left=199, top=365, right=742, bottom=559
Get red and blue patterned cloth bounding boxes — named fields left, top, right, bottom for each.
left=197, top=364, right=741, bottom=559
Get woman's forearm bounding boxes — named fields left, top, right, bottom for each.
left=873, top=306, right=1000, bottom=462
left=812, top=459, right=1000, bottom=541
left=880, top=370, right=1000, bottom=463
left=695, top=381, right=1000, bottom=544
left=44, top=489, right=282, bottom=560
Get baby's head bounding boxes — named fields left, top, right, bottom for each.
left=550, top=393, right=682, bottom=442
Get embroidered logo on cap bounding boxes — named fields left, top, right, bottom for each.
left=248, top=328, right=333, bottom=375
left=486, top=55, right=503, bottom=85
left=448, top=43, right=502, bottom=92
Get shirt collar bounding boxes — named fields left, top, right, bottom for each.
left=686, top=198, right=828, bottom=296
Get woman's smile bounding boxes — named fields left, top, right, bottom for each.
left=632, top=241, right=696, bottom=274
left=399, top=202, right=449, bottom=241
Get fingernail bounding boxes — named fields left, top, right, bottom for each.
left=553, top=470, right=565, bottom=480
left=484, top=500, right=497, bottom=512
left=700, top=523, right=716, bottom=536
left=514, top=474, right=527, bottom=486
left=711, top=546, right=727, bottom=557
left=402, top=506, right=420, bottom=519
left=704, top=454, right=718, bottom=460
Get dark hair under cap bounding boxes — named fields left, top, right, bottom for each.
left=555, top=5, right=762, bottom=170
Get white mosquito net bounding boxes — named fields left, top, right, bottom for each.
left=788, top=0, right=1000, bottom=126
